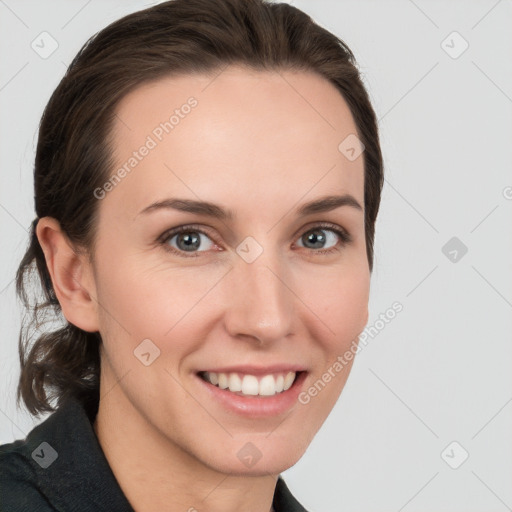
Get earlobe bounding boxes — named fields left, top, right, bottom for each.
left=36, top=217, right=99, bottom=332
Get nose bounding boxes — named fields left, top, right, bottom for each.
left=222, top=251, right=294, bottom=346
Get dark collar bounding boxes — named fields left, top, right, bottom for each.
left=6, top=395, right=308, bottom=511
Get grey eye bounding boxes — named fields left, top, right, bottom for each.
left=167, top=231, right=214, bottom=252
left=296, top=228, right=339, bottom=250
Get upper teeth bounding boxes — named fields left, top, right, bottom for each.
left=202, top=371, right=297, bottom=396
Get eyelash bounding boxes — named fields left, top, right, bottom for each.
left=158, top=222, right=352, bottom=258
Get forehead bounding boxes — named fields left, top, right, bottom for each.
left=105, top=66, right=364, bottom=220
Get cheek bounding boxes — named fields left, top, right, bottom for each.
left=95, top=251, right=225, bottom=348
left=302, top=261, right=370, bottom=349
left=297, top=265, right=368, bottom=419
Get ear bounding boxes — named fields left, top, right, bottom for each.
left=36, top=217, right=99, bottom=332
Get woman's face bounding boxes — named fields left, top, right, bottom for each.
left=89, top=65, right=369, bottom=475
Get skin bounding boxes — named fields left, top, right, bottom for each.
left=37, top=65, right=370, bottom=512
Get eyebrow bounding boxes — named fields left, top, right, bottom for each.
left=137, top=193, right=363, bottom=221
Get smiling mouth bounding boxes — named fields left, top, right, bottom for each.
left=198, top=370, right=302, bottom=397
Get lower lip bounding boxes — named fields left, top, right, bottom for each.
left=196, top=372, right=308, bottom=418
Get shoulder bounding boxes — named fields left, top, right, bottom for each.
left=0, top=441, right=56, bottom=511
left=0, top=395, right=135, bottom=512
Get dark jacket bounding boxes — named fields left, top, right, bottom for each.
left=0, top=395, right=308, bottom=511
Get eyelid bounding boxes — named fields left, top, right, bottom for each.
left=294, top=221, right=352, bottom=244
left=157, top=223, right=220, bottom=250
left=159, top=223, right=215, bottom=239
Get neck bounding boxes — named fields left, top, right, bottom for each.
left=93, top=376, right=278, bottom=512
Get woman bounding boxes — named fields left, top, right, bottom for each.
left=0, top=0, right=383, bottom=510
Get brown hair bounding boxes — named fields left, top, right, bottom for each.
left=16, top=0, right=384, bottom=417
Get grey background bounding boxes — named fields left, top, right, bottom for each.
left=1, top=1, right=511, bottom=511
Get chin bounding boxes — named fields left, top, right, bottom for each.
left=197, top=434, right=312, bottom=476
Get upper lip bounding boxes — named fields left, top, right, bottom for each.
left=198, top=365, right=307, bottom=375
